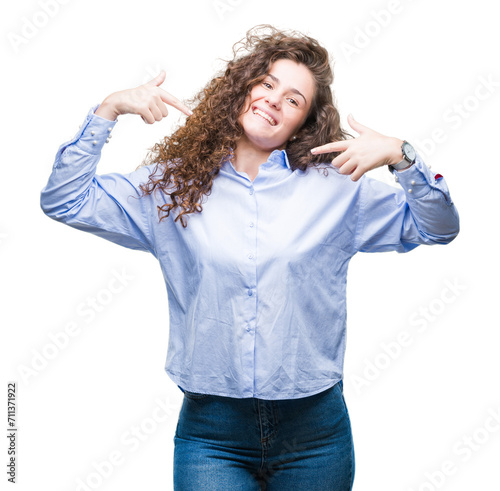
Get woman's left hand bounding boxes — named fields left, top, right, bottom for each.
left=310, top=114, right=404, bottom=182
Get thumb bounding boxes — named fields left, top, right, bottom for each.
left=146, top=70, right=166, bottom=87
left=347, top=113, right=370, bottom=134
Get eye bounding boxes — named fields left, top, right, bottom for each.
left=263, top=81, right=272, bottom=89
left=288, top=98, right=298, bottom=106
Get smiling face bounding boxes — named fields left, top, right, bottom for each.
left=237, top=58, right=316, bottom=153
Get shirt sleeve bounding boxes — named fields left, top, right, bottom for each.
left=353, top=152, right=460, bottom=253
left=40, top=104, right=159, bottom=256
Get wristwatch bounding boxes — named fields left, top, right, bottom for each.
left=389, top=140, right=416, bottom=171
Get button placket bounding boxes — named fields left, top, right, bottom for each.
left=240, top=183, right=258, bottom=393
left=244, top=186, right=257, bottom=330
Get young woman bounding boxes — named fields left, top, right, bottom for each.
left=40, top=25, right=459, bottom=491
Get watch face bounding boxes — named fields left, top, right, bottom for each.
left=403, top=141, right=416, bottom=162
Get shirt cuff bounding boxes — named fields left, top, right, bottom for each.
left=74, top=104, right=118, bottom=155
left=391, top=152, right=442, bottom=200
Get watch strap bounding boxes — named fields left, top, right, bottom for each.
left=391, top=159, right=414, bottom=171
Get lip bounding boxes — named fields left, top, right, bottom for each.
left=252, top=105, right=279, bottom=126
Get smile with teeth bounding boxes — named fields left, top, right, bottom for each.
left=253, top=107, right=277, bottom=126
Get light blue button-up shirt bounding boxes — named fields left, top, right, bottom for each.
left=40, top=105, right=459, bottom=400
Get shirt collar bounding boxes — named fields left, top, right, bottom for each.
left=221, top=148, right=291, bottom=178
left=267, top=149, right=291, bottom=170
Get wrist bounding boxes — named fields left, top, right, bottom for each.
left=94, top=100, right=119, bottom=122
left=388, top=137, right=405, bottom=166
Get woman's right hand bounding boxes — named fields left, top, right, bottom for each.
left=94, top=70, right=193, bottom=123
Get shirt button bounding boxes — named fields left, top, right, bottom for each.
left=91, top=130, right=95, bottom=136
left=246, top=327, right=251, bottom=332
left=248, top=289, right=253, bottom=296
left=92, top=140, right=97, bottom=146
left=249, top=188, right=254, bottom=195
left=408, top=189, right=413, bottom=193
left=411, top=180, right=416, bottom=186
left=248, top=253, right=254, bottom=259
left=249, top=222, right=254, bottom=228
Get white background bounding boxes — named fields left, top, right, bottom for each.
left=2, top=0, right=499, bottom=490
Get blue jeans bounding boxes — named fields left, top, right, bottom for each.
left=173, top=380, right=355, bottom=490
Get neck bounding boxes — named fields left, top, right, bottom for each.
left=233, top=136, right=284, bottom=181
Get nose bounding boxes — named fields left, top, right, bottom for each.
left=265, top=92, right=281, bottom=110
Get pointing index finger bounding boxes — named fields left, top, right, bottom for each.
left=160, top=88, right=193, bottom=116
left=311, top=141, right=349, bottom=155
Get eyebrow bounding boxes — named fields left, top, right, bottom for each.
left=267, top=73, right=308, bottom=105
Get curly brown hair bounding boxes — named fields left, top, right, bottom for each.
left=137, top=24, right=352, bottom=228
